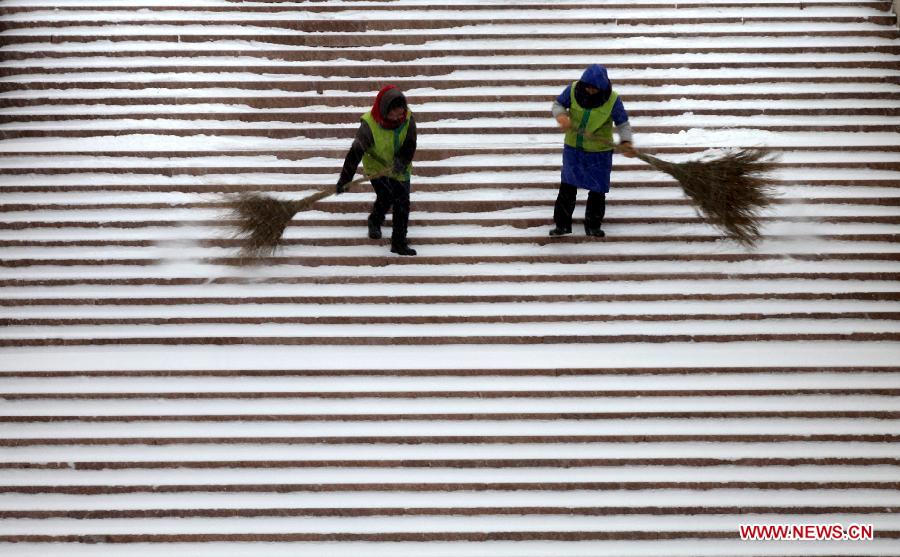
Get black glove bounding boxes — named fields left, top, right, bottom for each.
left=335, top=181, right=348, bottom=195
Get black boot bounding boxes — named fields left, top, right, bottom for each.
left=584, top=191, right=607, bottom=238
left=367, top=216, right=382, bottom=240
left=390, top=242, right=417, bottom=256
left=551, top=183, right=577, bottom=237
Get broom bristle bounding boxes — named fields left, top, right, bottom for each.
left=224, top=193, right=300, bottom=259
left=637, top=148, right=778, bottom=246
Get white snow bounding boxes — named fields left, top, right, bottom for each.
left=1, top=0, right=899, bottom=554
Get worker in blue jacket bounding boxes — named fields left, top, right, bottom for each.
left=550, top=64, right=636, bottom=237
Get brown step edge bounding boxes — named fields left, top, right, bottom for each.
left=2, top=272, right=898, bottom=288
left=1, top=411, right=898, bottom=423
left=0, top=531, right=869, bottom=543
left=3, top=311, right=899, bottom=328
left=2, top=456, right=898, bottom=470
left=0, top=162, right=900, bottom=177
left=3, top=196, right=897, bottom=211
left=2, top=479, right=899, bottom=493
left=3, top=388, right=897, bottom=400
left=2, top=76, right=897, bottom=93
left=3, top=253, right=898, bottom=269
left=1, top=15, right=894, bottom=33
left=0, top=532, right=725, bottom=543
left=4, top=292, right=898, bottom=307
left=3, top=530, right=899, bottom=543
left=3, top=31, right=899, bottom=48
left=7, top=233, right=900, bottom=247
left=0, top=2, right=891, bottom=14
left=0, top=13, right=896, bottom=32
left=3, top=332, right=898, bottom=347
left=4, top=46, right=898, bottom=63
left=0, top=505, right=894, bottom=520
left=0, top=199, right=900, bottom=212
left=4, top=58, right=900, bottom=79
left=2, top=366, right=895, bottom=379
left=4, top=198, right=900, bottom=213
left=3, top=92, right=897, bottom=106
left=3, top=164, right=899, bottom=180
left=4, top=91, right=898, bottom=108
left=0, top=26, right=897, bottom=36
left=3, top=105, right=899, bottom=122
left=5, top=216, right=898, bottom=229
left=7, top=291, right=900, bottom=306
left=4, top=180, right=898, bottom=194
left=4, top=234, right=897, bottom=249
left=0, top=1, right=892, bottom=12
left=256, top=253, right=900, bottom=265
left=3, top=145, right=900, bottom=158
left=1, top=434, right=898, bottom=447
left=3, top=123, right=897, bottom=140
left=3, top=169, right=898, bottom=184
left=1, top=530, right=898, bottom=543
left=49, top=233, right=900, bottom=244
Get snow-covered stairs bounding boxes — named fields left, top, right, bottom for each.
left=1, top=1, right=899, bottom=555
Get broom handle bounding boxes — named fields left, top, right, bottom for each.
left=286, top=149, right=401, bottom=211
left=576, top=130, right=674, bottom=170
left=287, top=171, right=388, bottom=211
left=287, top=133, right=644, bottom=213
left=568, top=129, right=673, bottom=172
left=572, top=128, right=645, bottom=156
left=287, top=134, right=645, bottom=214
left=289, top=148, right=401, bottom=209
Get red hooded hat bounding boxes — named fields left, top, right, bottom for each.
left=370, top=85, right=408, bottom=129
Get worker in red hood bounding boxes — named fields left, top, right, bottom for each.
left=336, top=85, right=418, bottom=256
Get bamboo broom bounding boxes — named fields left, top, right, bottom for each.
left=225, top=171, right=385, bottom=259
left=630, top=146, right=778, bottom=246
left=597, top=135, right=778, bottom=246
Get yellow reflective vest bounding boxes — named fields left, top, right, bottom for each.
left=563, top=81, right=618, bottom=152
left=361, top=110, right=412, bottom=181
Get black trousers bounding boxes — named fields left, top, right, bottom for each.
left=369, top=177, right=411, bottom=244
left=553, top=182, right=606, bottom=230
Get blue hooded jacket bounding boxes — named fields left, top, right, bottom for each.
left=556, top=64, right=629, bottom=193
left=580, top=64, right=610, bottom=90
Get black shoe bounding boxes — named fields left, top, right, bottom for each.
left=390, top=243, right=417, bottom=256
left=585, top=227, right=605, bottom=237
left=548, top=226, right=572, bottom=236
left=367, top=218, right=382, bottom=240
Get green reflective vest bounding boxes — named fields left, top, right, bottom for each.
left=361, top=110, right=412, bottom=181
left=564, top=81, right=618, bottom=152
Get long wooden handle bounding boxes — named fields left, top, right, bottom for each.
left=287, top=171, right=386, bottom=212
left=573, top=130, right=639, bottom=154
